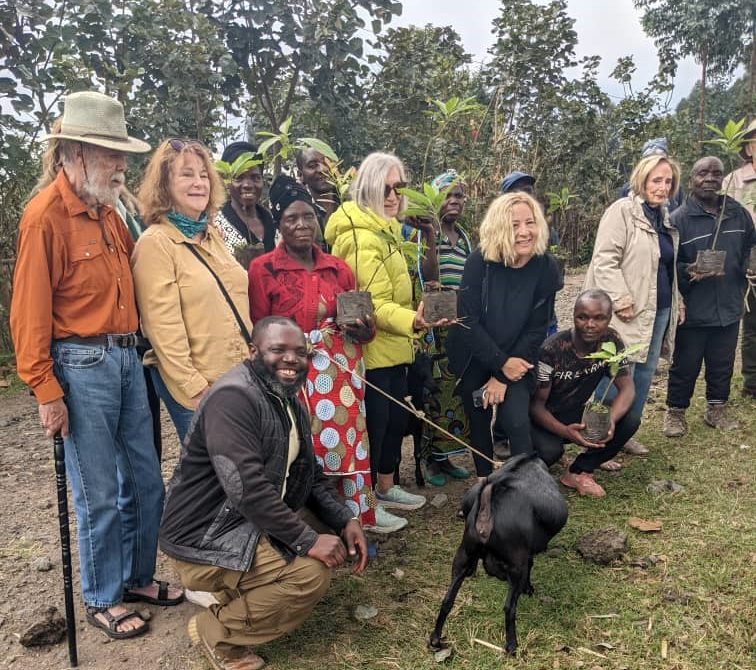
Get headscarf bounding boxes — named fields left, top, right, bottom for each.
left=269, top=174, right=315, bottom=224
left=221, top=141, right=261, bottom=164
left=640, top=137, right=669, bottom=158
left=431, top=169, right=460, bottom=191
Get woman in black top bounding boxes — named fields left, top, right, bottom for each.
left=215, top=141, right=278, bottom=256
left=447, top=192, right=560, bottom=476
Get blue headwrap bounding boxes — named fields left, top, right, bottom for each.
left=431, top=169, right=459, bottom=191
left=640, top=138, right=668, bottom=158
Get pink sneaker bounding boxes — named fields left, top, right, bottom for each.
left=560, top=470, right=606, bottom=498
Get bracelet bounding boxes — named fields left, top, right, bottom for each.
left=349, top=515, right=362, bottom=526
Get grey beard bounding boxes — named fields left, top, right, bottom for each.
left=250, top=358, right=306, bottom=398
left=81, top=181, right=121, bottom=207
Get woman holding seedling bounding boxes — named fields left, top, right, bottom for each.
left=325, top=152, right=448, bottom=517
left=249, top=174, right=407, bottom=534
left=584, top=154, right=683, bottom=458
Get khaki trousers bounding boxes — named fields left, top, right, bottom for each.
left=173, top=537, right=331, bottom=650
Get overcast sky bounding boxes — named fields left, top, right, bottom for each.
left=395, top=0, right=700, bottom=109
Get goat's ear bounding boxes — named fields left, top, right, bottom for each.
left=474, top=483, right=494, bottom=541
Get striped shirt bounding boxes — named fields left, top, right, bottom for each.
left=437, top=226, right=472, bottom=288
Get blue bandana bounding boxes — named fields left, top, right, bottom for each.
left=167, top=210, right=208, bottom=238
left=431, top=169, right=459, bottom=191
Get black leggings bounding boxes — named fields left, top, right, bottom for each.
left=531, top=407, right=640, bottom=474
left=460, top=364, right=534, bottom=476
left=365, top=365, right=410, bottom=480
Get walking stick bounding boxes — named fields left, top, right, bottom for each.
left=53, top=432, right=78, bottom=667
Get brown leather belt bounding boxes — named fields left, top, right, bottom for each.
left=57, top=333, right=142, bottom=348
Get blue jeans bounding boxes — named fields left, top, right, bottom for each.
left=51, top=339, right=164, bottom=608
left=595, top=307, right=671, bottom=426
left=149, top=366, right=195, bottom=444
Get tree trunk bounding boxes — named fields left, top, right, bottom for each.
left=698, top=46, right=708, bottom=145
left=750, top=18, right=756, bottom=112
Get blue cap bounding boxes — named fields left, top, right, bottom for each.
left=500, top=171, right=535, bottom=193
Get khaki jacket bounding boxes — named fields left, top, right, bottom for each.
left=325, top=201, right=418, bottom=369
left=131, top=221, right=252, bottom=409
left=584, top=196, right=681, bottom=363
left=723, top=163, right=756, bottom=222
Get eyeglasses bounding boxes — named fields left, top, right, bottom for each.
left=384, top=181, right=407, bottom=199
left=168, top=138, right=205, bottom=152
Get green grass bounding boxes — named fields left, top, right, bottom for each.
left=0, top=351, right=23, bottom=396
left=257, top=377, right=754, bottom=670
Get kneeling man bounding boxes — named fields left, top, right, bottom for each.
left=530, top=290, right=639, bottom=498
left=160, top=316, right=367, bottom=670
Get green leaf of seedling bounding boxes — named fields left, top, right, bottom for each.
left=601, top=341, right=617, bottom=355
left=256, top=136, right=280, bottom=157
left=255, top=131, right=278, bottom=138
left=296, top=137, right=338, bottom=162
left=279, top=115, right=293, bottom=134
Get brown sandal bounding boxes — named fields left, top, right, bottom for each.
left=86, top=605, right=149, bottom=639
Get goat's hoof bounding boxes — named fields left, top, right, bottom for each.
left=505, top=643, right=517, bottom=656
left=427, top=634, right=446, bottom=652
left=525, top=583, right=535, bottom=596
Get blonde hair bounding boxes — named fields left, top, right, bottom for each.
left=349, top=151, right=407, bottom=219
left=479, top=192, right=549, bottom=266
left=629, top=155, right=681, bottom=203
left=138, top=139, right=225, bottom=226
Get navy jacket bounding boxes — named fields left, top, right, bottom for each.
left=672, top=196, right=755, bottom=328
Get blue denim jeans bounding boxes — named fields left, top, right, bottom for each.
left=595, top=307, right=671, bottom=426
left=148, top=366, right=195, bottom=444
left=51, top=339, right=164, bottom=608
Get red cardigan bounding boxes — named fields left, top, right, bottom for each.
left=248, top=243, right=356, bottom=331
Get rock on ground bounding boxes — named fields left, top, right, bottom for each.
left=575, top=527, right=628, bottom=564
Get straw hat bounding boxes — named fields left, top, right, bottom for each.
left=40, top=91, right=150, bottom=153
left=739, top=118, right=756, bottom=160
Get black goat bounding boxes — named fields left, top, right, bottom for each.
left=398, top=351, right=439, bottom=486
left=429, top=454, right=568, bottom=655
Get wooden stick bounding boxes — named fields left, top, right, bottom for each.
left=577, top=647, right=608, bottom=659
left=472, top=638, right=505, bottom=653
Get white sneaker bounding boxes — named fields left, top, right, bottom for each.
left=364, top=505, right=408, bottom=534
left=375, top=485, right=426, bottom=511
left=185, top=589, right=219, bottom=608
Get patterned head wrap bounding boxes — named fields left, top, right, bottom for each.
left=431, top=169, right=460, bottom=191
left=640, top=138, right=669, bottom=158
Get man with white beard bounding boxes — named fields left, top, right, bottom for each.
left=10, top=91, right=183, bottom=640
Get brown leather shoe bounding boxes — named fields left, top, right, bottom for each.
left=622, top=438, right=649, bottom=456
left=188, top=615, right=266, bottom=670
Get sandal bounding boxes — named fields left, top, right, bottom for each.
left=123, top=579, right=185, bottom=606
left=86, top=605, right=149, bottom=639
left=599, top=459, right=622, bottom=472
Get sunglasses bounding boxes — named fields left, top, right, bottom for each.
left=168, top=138, right=205, bottom=152
left=384, top=181, right=407, bottom=199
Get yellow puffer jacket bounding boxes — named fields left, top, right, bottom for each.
left=325, top=201, right=417, bottom=369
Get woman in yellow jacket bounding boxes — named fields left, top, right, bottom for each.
left=325, top=152, right=444, bottom=514
left=132, top=139, right=252, bottom=442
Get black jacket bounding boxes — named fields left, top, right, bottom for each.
left=447, top=251, right=560, bottom=383
left=159, top=360, right=353, bottom=571
left=672, top=196, right=755, bottom=328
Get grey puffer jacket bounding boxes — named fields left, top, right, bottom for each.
left=159, top=360, right=353, bottom=571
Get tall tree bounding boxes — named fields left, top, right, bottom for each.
left=634, top=0, right=755, bottom=141
left=367, top=24, right=473, bottom=178
left=200, top=0, right=402, bottom=136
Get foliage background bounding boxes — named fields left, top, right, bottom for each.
left=0, top=0, right=754, bottom=350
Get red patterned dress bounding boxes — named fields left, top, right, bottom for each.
left=248, top=243, right=376, bottom=526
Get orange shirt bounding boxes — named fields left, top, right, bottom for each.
left=10, top=170, right=138, bottom=403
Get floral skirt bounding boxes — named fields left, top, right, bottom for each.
left=303, top=323, right=376, bottom=527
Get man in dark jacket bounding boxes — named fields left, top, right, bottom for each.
left=663, top=157, right=755, bottom=437
left=160, top=316, right=367, bottom=670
